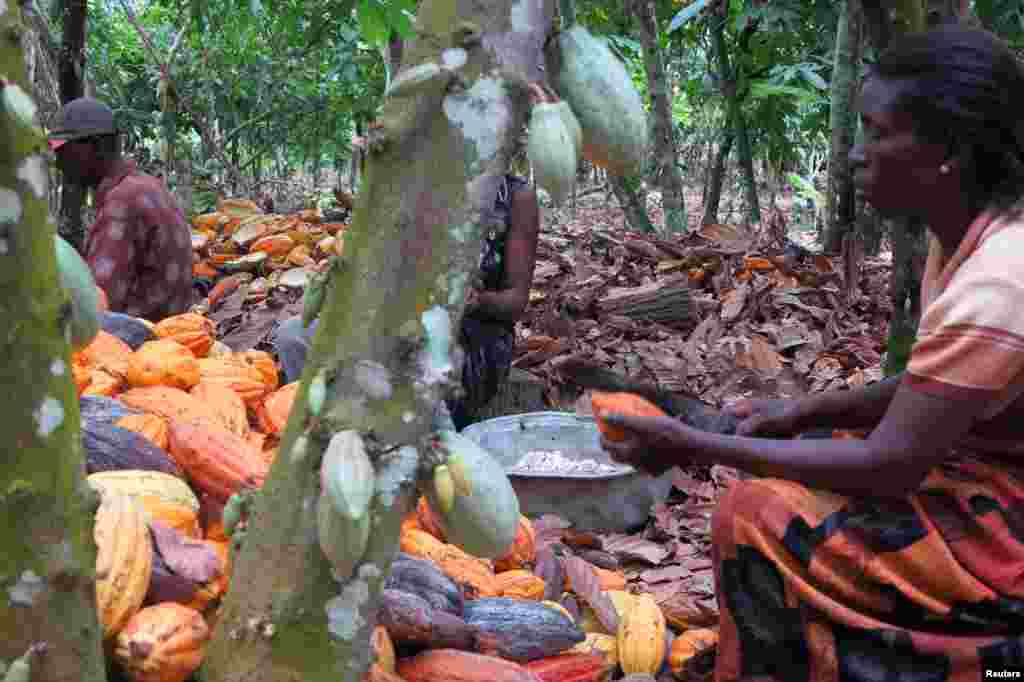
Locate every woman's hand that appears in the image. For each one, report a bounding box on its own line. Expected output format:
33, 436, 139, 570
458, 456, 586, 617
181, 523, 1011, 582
723, 398, 805, 438
599, 415, 695, 476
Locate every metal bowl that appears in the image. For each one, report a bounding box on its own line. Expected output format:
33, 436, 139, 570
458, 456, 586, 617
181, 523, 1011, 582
460, 411, 673, 532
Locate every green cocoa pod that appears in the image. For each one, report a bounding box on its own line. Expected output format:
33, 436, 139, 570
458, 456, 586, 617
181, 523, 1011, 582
527, 102, 577, 206
317, 491, 370, 582
555, 100, 583, 162
546, 25, 649, 176
302, 268, 328, 328
386, 62, 451, 99
321, 430, 375, 521
54, 234, 100, 349
424, 431, 520, 558
222, 492, 244, 537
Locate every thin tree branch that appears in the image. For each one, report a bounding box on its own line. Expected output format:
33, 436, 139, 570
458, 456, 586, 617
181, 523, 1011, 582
117, 0, 243, 188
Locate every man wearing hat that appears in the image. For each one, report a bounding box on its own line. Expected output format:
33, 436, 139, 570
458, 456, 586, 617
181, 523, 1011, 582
50, 97, 193, 321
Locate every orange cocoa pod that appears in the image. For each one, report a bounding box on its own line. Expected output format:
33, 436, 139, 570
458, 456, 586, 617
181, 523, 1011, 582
167, 420, 269, 502
494, 570, 546, 600
116, 414, 171, 451
495, 515, 537, 572
190, 381, 250, 438
256, 382, 299, 436
589, 391, 667, 442
415, 496, 448, 541
399, 649, 541, 682
126, 339, 201, 390
153, 313, 216, 358
113, 603, 209, 682
525, 652, 614, 682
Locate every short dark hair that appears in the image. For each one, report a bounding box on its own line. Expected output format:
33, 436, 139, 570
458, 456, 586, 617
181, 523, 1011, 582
873, 25, 1024, 214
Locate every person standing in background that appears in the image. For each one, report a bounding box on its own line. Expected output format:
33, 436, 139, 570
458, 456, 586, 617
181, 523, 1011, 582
50, 97, 193, 321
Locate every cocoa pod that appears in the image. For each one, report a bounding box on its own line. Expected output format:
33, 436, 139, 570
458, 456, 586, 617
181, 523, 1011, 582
385, 553, 465, 616
378, 589, 477, 651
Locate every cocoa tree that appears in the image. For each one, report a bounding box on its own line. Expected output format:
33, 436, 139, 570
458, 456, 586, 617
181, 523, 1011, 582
709, 1, 759, 225
823, 0, 862, 254
198, 1, 555, 680
633, 0, 687, 233
859, 0, 965, 374
0, 3, 107, 680
56, 0, 87, 250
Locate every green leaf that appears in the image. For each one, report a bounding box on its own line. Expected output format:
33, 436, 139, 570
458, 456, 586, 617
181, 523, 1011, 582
668, 0, 714, 34
798, 66, 827, 91
357, 0, 390, 47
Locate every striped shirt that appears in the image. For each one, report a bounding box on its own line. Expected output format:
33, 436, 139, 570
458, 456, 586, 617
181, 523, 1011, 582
907, 208, 1024, 447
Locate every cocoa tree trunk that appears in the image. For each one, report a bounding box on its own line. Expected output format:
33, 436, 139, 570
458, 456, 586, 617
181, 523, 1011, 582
823, 0, 862, 254
634, 0, 687, 233
57, 0, 86, 251
860, 0, 943, 375
612, 174, 655, 233
702, 123, 733, 226
0, 5, 107, 680
710, 11, 759, 225
198, 2, 555, 681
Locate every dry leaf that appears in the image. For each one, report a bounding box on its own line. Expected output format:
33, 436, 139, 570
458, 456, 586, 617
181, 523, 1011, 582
534, 546, 567, 601
602, 534, 670, 565
655, 588, 720, 630
533, 514, 572, 550
720, 283, 749, 322
736, 335, 784, 377
562, 529, 603, 551
561, 556, 620, 633
640, 565, 692, 584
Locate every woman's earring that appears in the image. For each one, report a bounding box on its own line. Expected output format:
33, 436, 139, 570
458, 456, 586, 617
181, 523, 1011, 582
939, 163, 951, 175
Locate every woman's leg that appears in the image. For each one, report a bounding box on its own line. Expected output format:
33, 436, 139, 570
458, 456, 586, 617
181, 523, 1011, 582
711, 464, 1024, 682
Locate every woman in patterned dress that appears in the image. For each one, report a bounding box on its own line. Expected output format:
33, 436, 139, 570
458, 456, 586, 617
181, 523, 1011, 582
601, 25, 1024, 682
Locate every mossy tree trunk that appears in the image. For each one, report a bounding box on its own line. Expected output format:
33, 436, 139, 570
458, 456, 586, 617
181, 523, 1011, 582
823, 0, 862, 254
702, 122, 733, 226
633, 0, 687, 233
860, 0, 958, 375
56, 0, 86, 251
612, 173, 655, 233
0, 4, 107, 681
710, 8, 759, 226
198, 1, 555, 681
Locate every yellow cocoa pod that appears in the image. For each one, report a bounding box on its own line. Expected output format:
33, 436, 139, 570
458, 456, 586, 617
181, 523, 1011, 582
446, 452, 474, 497
617, 593, 667, 675
433, 465, 456, 514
